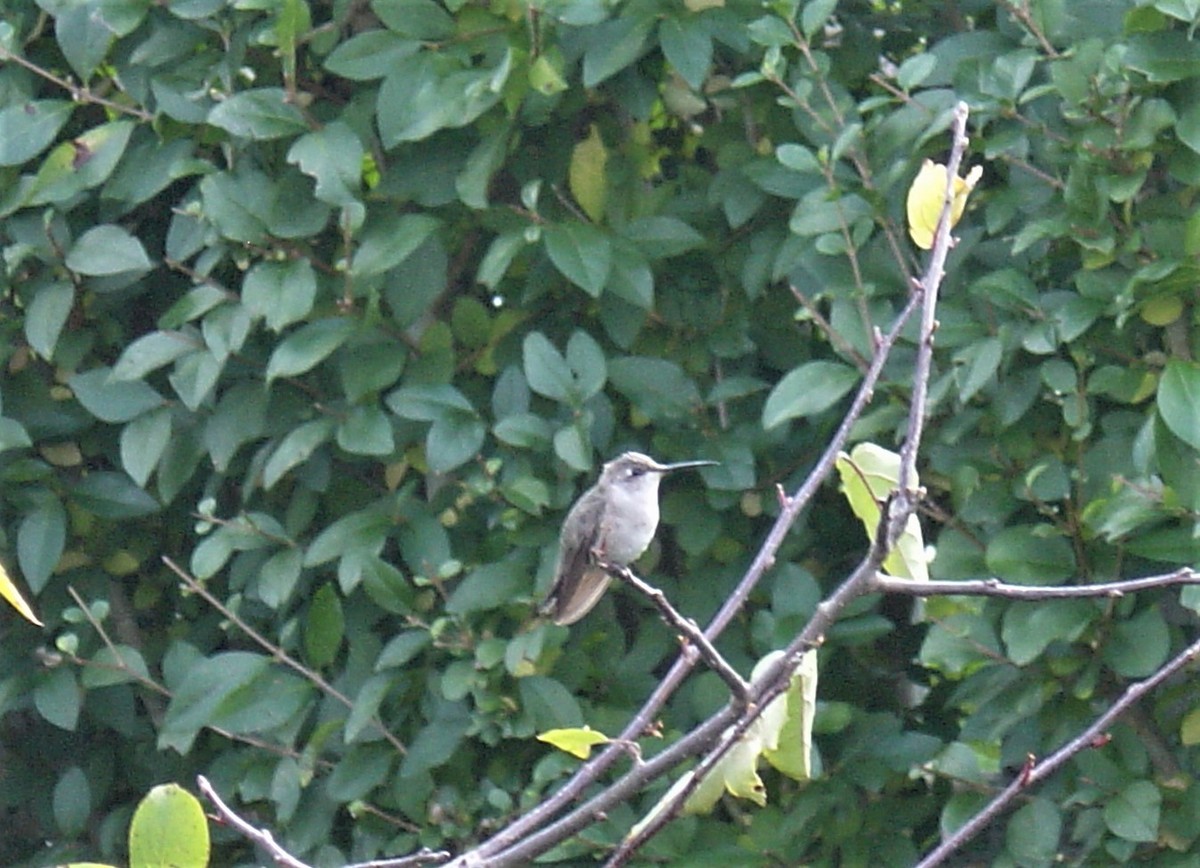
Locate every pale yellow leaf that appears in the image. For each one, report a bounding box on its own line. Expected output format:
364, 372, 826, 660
0, 560, 42, 626
906, 159, 981, 249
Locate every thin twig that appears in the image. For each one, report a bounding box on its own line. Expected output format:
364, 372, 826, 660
198, 775, 311, 868
163, 556, 408, 755
915, 630, 1200, 867
891, 101, 970, 544
789, 283, 869, 372
199, 774, 449, 867
0, 45, 154, 121
870, 567, 1200, 599
603, 562, 751, 705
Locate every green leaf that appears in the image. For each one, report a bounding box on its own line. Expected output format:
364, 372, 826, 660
339, 338, 407, 401
257, 548, 304, 609
386, 383, 476, 421
0, 417, 33, 453
121, 407, 172, 487
376, 53, 502, 145
582, 18, 651, 87
543, 222, 612, 297
362, 556, 417, 614
493, 413, 552, 448
305, 583, 344, 668
1103, 780, 1161, 843
608, 357, 701, 420
478, 231, 527, 289
160, 651, 267, 752
34, 668, 81, 731
29, 120, 133, 205
985, 525, 1077, 585
111, 331, 197, 381
0, 100, 73, 166
25, 281, 74, 360
1104, 606, 1170, 677
801, 0, 839, 38
376, 630, 431, 669
337, 404, 395, 456
329, 743, 395, 799
659, 17, 712, 90
445, 555, 529, 615
399, 704, 470, 778
1006, 798, 1061, 865
520, 330, 605, 406
53, 766, 90, 837
371, 0, 455, 38
351, 212, 440, 277
553, 423, 591, 471
128, 784, 210, 868
65, 225, 152, 275
18, 498, 67, 594
324, 30, 420, 80
70, 368, 165, 424
263, 419, 335, 489
168, 350, 222, 411
266, 318, 356, 382
287, 122, 364, 207
518, 675, 583, 730
344, 673, 393, 743
1000, 599, 1092, 665
73, 472, 161, 518
1157, 360, 1200, 451
208, 88, 307, 139
243, 259, 318, 332
622, 216, 705, 259
762, 361, 859, 429
81, 645, 151, 688
427, 414, 486, 473
55, 2, 113, 80
523, 332, 572, 402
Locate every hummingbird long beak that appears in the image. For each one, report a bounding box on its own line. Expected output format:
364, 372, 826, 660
653, 459, 718, 473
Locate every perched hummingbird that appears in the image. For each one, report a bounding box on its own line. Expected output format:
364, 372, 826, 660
539, 452, 716, 625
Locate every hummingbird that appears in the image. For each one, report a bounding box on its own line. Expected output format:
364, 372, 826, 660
539, 452, 716, 626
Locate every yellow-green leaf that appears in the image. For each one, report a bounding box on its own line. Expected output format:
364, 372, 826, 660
569, 124, 608, 223
836, 443, 929, 581
1182, 706, 1200, 746
0, 559, 42, 626
129, 783, 210, 868
537, 726, 610, 759
762, 649, 818, 780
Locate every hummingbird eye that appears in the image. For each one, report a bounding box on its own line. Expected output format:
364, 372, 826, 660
628, 466, 645, 478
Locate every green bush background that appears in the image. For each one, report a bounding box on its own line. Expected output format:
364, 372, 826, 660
2, 0, 1200, 864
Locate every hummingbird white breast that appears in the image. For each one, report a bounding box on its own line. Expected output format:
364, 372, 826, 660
598, 473, 661, 564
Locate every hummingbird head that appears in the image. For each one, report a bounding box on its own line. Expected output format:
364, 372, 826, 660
600, 451, 716, 495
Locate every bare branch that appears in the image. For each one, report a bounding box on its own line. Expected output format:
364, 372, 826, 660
916, 630, 1200, 867
604, 562, 751, 705
199, 776, 449, 868
198, 775, 312, 868
164, 556, 408, 756
894, 101, 971, 520
869, 567, 1200, 600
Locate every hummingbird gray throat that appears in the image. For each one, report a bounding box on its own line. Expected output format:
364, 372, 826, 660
539, 451, 717, 625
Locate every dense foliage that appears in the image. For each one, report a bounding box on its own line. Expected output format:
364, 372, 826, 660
2, 0, 1200, 864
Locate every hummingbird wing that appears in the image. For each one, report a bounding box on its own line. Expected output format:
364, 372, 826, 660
540, 491, 612, 625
